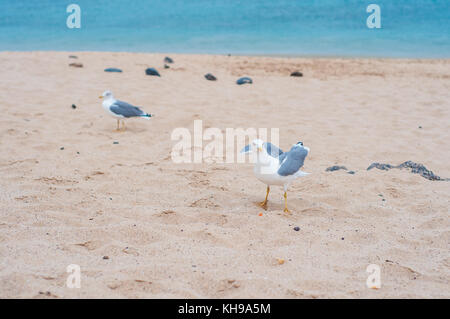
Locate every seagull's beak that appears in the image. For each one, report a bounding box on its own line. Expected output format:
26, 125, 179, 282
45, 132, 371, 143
98, 96, 103, 99
257, 146, 263, 152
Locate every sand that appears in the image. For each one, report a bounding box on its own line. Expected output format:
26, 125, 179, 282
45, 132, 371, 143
0, 52, 449, 298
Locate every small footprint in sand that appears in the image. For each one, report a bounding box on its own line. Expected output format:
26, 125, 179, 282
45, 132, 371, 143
217, 279, 241, 292
188, 180, 210, 187
159, 210, 176, 216
15, 195, 38, 202
84, 171, 105, 180
75, 241, 100, 251
37, 291, 58, 298
107, 281, 123, 290
107, 279, 155, 293
189, 196, 220, 208
386, 187, 401, 198
35, 177, 78, 185
122, 247, 139, 256
212, 167, 229, 171
0, 159, 37, 167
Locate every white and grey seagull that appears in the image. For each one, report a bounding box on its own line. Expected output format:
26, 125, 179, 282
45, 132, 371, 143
241, 139, 310, 213
99, 90, 153, 131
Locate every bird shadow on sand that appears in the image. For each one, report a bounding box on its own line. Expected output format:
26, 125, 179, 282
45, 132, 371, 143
252, 200, 293, 214
102, 125, 148, 134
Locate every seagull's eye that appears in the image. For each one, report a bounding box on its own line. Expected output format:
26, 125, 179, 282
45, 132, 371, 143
297, 141, 303, 146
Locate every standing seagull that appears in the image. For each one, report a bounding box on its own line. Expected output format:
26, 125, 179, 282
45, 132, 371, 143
99, 90, 153, 131
241, 139, 310, 213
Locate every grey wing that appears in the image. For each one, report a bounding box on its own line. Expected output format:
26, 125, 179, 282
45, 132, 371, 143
240, 144, 251, 153
278, 152, 287, 163
110, 100, 145, 118
263, 142, 283, 158
277, 147, 308, 176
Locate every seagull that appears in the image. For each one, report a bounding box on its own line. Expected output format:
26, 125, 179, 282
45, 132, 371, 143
241, 139, 310, 213
99, 90, 153, 131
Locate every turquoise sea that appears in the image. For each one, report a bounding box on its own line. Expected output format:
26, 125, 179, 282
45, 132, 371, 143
0, 0, 449, 57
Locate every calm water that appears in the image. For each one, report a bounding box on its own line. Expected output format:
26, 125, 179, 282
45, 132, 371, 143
0, 0, 449, 57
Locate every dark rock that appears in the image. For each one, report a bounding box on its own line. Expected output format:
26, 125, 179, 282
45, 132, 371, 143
113, 141, 119, 144
69, 63, 83, 68
236, 77, 252, 85
69, 55, 78, 59
347, 170, 355, 175
104, 68, 122, 73
103, 256, 109, 260
71, 104, 77, 109
293, 226, 300, 231
204, 73, 217, 81
290, 71, 303, 77
418, 126, 422, 129
326, 166, 347, 172
145, 68, 161, 76
164, 64, 170, 69
164, 56, 174, 64
367, 160, 449, 181
397, 161, 442, 181
60, 147, 64, 150
367, 163, 394, 171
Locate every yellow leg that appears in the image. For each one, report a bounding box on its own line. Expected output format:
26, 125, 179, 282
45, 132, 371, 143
122, 120, 126, 131
259, 186, 270, 208
116, 119, 120, 131
283, 191, 290, 213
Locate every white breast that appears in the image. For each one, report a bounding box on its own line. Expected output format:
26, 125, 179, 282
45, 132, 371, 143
102, 99, 124, 118
253, 151, 285, 186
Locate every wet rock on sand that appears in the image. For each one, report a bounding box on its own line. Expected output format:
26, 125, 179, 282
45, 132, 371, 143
367, 163, 394, 171
326, 166, 356, 174
145, 68, 161, 77
69, 63, 83, 68
164, 56, 174, 64
104, 68, 122, 73
290, 71, 303, 77
204, 73, 217, 81
326, 166, 347, 172
367, 161, 448, 181
236, 77, 252, 85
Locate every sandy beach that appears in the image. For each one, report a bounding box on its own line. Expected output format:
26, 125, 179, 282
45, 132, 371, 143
0, 52, 449, 298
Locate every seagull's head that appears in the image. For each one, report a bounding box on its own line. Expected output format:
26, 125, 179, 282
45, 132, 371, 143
294, 141, 310, 153
99, 90, 113, 100
240, 139, 265, 154
252, 139, 265, 153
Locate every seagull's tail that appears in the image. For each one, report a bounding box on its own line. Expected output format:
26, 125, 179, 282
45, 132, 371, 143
140, 113, 154, 120
295, 170, 310, 177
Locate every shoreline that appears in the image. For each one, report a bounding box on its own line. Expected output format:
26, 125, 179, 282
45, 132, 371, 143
2, 50, 450, 61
